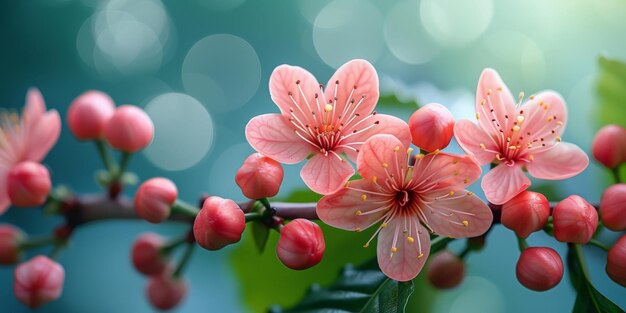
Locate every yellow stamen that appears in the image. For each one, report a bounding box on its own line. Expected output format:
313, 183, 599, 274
418, 253, 424, 259
382, 163, 388, 168
355, 210, 362, 215
381, 223, 388, 228
480, 144, 486, 150
363, 243, 369, 248
449, 191, 455, 196
476, 112, 480, 120
391, 247, 397, 253
372, 176, 377, 184
416, 153, 425, 159
555, 137, 562, 142
393, 146, 400, 152
462, 220, 469, 227
360, 194, 367, 201
467, 191, 473, 196
324, 104, 333, 112
407, 236, 414, 243
452, 160, 458, 164
355, 227, 361, 232
513, 125, 521, 132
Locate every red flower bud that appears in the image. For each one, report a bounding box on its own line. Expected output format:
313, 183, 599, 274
67, 90, 115, 140
134, 178, 178, 224
7, 161, 51, 207
0, 224, 25, 265
235, 153, 284, 199
426, 250, 465, 289
131, 233, 168, 276
408, 103, 455, 152
104, 105, 154, 152
516, 247, 563, 291
146, 272, 187, 310
592, 124, 626, 169
606, 234, 626, 287
276, 219, 325, 270
193, 196, 245, 250
553, 195, 598, 244
14, 255, 65, 308
600, 184, 626, 231
501, 191, 550, 238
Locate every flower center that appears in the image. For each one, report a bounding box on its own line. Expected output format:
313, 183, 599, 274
395, 190, 411, 207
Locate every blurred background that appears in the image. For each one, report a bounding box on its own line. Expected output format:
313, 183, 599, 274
1, 0, 625, 312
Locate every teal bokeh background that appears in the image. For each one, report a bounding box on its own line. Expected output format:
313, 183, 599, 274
1, 0, 625, 312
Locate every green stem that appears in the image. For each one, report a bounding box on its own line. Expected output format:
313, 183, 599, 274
517, 236, 529, 252
95, 140, 116, 173
161, 236, 188, 255
245, 212, 264, 222
173, 243, 195, 278
612, 167, 622, 184
573, 244, 591, 279
171, 200, 200, 217
118, 152, 132, 178
259, 198, 272, 211
458, 245, 471, 260
19, 236, 58, 250
588, 239, 610, 252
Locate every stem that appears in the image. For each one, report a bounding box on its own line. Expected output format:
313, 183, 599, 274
20, 236, 58, 250
612, 167, 622, 184
573, 244, 591, 279
118, 152, 132, 178
95, 140, 116, 173
49, 243, 65, 260
588, 239, 610, 252
173, 243, 195, 278
259, 198, 272, 211
171, 200, 200, 217
245, 212, 264, 222
458, 245, 471, 260
517, 236, 529, 252
161, 236, 188, 255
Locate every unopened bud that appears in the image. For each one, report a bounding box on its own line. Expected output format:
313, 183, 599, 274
14, 255, 64, 308
146, 271, 187, 310
104, 105, 154, 152
408, 103, 455, 152
426, 250, 465, 289
501, 191, 550, 238
516, 247, 563, 291
134, 178, 178, 224
131, 233, 168, 276
553, 195, 598, 244
7, 162, 51, 207
276, 219, 325, 270
606, 234, 626, 287
0, 224, 26, 265
592, 124, 626, 169
235, 153, 284, 199
193, 196, 245, 250
67, 90, 115, 140
600, 184, 626, 231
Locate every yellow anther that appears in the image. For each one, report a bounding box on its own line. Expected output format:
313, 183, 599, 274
382, 162, 388, 168
555, 136, 562, 142
557, 121, 564, 126
476, 112, 480, 120
363, 243, 369, 248
324, 104, 333, 112
509, 146, 517, 150
449, 191, 455, 196
463, 179, 469, 184
452, 159, 458, 164
529, 154, 535, 161
372, 176, 377, 184
360, 194, 367, 201
453, 171, 459, 176
355, 227, 362, 232
518, 91, 525, 100
462, 220, 469, 227
355, 210, 362, 215
479, 143, 486, 150
416, 153, 425, 159
381, 223, 388, 228
344, 181, 351, 187
418, 253, 424, 259
487, 89, 492, 95
497, 87, 503, 91
393, 146, 400, 152
433, 149, 441, 154
407, 147, 414, 154
539, 101, 544, 107
407, 236, 415, 243
547, 116, 553, 122
529, 95, 535, 100
467, 191, 473, 196
480, 99, 486, 106
391, 247, 398, 253
513, 125, 521, 132
517, 115, 525, 123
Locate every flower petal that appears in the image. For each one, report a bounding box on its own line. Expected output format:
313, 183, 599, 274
481, 164, 530, 205
245, 114, 314, 164
269, 64, 320, 124
0, 169, 9, 215
357, 134, 408, 181
454, 119, 498, 165
526, 142, 589, 180
475, 69, 516, 133
337, 114, 411, 162
317, 179, 391, 231
23, 88, 46, 122
301, 153, 354, 195
377, 216, 430, 281
418, 192, 493, 238
411, 152, 482, 192
324, 59, 378, 119
518, 91, 567, 139
23, 111, 61, 162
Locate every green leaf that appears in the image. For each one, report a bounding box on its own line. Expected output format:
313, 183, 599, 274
251, 221, 270, 253
597, 56, 626, 128
567, 244, 625, 313
275, 236, 452, 313
378, 93, 420, 111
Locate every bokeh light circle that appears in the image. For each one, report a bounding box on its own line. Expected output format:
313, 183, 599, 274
385, 1, 440, 65
313, 0, 385, 68
182, 34, 261, 112
420, 0, 493, 47
143, 93, 214, 171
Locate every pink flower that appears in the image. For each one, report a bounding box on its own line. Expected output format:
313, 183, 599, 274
0, 88, 61, 214
455, 69, 589, 205
14, 255, 65, 308
246, 59, 410, 195
317, 134, 492, 281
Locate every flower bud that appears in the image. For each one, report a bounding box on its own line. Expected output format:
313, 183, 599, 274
592, 124, 626, 169
426, 250, 465, 289
408, 103, 455, 152
131, 233, 168, 276
235, 153, 284, 199
606, 234, 626, 287
553, 195, 598, 244
14, 255, 64, 308
193, 196, 245, 250
276, 219, 325, 270
0, 224, 26, 265
7, 161, 51, 207
134, 178, 178, 224
104, 105, 154, 152
600, 184, 626, 231
146, 272, 187, 310
516, 247, 563, 291
501, 191, 550, 238
67, 90, 115, 140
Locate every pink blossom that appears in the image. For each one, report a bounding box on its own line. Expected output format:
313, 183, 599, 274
246, 59, 410, 195
14, 255, 65, 308
455, 69, 588, 205
0, 88, 61, 214
317, 134, 492, 281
